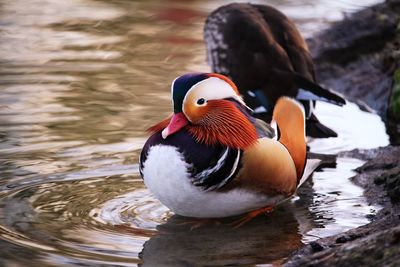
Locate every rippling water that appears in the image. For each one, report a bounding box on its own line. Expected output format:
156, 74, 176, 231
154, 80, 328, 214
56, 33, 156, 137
0, 0, 387, 266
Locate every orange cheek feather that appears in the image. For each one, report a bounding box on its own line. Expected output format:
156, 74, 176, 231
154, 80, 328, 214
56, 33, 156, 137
187, 100, 258, 150
147, 101, 258, 150
183, 101, 208, 124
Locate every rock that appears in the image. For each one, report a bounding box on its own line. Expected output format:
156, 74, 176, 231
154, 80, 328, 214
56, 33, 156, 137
285, 146, 400, 266
386, 173, 400, 203
302, 12, 400, 254
350, 147, 400, 206
389, 70, 400, 122
285, 225, 400, 267
308, 1, 399, 65
309, 241, 324, 252
335, 236, 348, 244
307, 0, 400, 143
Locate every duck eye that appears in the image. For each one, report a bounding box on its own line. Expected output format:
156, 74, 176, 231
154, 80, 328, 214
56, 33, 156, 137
197, 98, 206, 105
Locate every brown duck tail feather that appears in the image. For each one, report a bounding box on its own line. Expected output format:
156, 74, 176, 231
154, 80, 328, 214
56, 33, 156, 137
293, 73, 346, 106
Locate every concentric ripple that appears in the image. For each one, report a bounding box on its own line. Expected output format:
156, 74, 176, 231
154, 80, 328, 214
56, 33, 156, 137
91, 189, 171, 228
0, 167, 161, 266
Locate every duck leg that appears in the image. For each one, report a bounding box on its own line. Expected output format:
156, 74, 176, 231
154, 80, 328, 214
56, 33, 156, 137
176, 217, 223, 230
230, 205, 274, 228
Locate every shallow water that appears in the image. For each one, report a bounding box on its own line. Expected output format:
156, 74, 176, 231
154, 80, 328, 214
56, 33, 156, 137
0, 0, 388, 266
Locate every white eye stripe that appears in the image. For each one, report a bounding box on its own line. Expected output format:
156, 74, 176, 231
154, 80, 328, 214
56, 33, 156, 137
183, 77, 244, 105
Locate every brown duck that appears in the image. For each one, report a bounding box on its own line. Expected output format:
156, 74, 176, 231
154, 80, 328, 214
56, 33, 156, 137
204, 3, 345, 138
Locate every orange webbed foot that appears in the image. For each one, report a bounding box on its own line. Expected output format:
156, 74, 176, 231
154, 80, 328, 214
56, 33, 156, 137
230, 206, 275, 228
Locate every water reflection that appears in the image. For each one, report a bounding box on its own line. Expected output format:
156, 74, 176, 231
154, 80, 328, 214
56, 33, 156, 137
140, 207, 305, 266
0, 0, 387, 266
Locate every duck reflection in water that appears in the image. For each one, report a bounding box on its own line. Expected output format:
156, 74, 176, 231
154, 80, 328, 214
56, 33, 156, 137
138, 183, 317, 267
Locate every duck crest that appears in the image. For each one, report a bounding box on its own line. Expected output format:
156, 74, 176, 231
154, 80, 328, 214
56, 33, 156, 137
172, 73, 209, 113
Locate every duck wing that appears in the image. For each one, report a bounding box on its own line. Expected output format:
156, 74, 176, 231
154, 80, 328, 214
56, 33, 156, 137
140, 130, 242, 192
205, 3, 294, 94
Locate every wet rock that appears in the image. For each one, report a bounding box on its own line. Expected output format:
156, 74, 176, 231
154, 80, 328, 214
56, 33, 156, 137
307, 0, 400, 143
389, 70, 400, 122
356, 162, 396, 172
285, 225, 400, 267
335, 236, 348, 244
374, 175, 387, 185
391, 229, 400, 244
350, 147, 400, 205
387, 69, 400, 144
308, 1, 399, 65
285, 146, 400, 266
386, 173, 400, 203
311, 17, 400, 250
309, 241, 324, 252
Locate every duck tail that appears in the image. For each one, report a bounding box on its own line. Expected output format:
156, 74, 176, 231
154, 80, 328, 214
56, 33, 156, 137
272, 97, 307, 181
293, 73, 346, 106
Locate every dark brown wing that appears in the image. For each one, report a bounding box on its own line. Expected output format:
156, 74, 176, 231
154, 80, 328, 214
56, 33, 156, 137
204, 3, 298, 101
252, 4, 316, 81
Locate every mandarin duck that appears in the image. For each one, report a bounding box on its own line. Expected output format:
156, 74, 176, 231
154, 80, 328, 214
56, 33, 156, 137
204, 3, 346, 138
140, 73, 319, 221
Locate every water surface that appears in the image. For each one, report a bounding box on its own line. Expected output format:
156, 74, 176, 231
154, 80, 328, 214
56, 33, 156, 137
0, 0, 387, 266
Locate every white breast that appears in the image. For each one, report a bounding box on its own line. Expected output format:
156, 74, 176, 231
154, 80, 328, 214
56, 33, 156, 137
142, 145, 280, 218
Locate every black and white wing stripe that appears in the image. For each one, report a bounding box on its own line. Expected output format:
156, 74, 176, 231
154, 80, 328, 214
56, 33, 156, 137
191, 147, 241, 191
140, 130, 243, 192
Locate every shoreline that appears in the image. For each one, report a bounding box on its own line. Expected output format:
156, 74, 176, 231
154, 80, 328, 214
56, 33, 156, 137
285, 0, 400, 265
